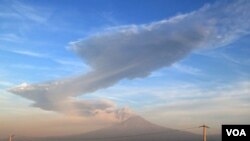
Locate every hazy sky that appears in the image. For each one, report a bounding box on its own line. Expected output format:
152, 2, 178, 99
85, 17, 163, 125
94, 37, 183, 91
0, 0, 250, 137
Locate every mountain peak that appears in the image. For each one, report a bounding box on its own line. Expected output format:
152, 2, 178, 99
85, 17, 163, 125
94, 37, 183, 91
108, 115, 166, 134
120, 116, 154, 126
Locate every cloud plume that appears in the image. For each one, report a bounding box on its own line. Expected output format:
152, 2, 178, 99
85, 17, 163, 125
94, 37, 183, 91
9, 0, 250, 118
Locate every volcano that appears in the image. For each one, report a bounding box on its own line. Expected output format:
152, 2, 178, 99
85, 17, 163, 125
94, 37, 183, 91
65, 116, 201, 141
7, 116, 220, 141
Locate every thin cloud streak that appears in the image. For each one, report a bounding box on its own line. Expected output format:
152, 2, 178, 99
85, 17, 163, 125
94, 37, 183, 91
172, 63, 203, 76
11, 50, 48, 58
0, 33, 23, 42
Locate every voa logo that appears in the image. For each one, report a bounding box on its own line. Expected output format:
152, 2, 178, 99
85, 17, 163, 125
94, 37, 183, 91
226, 129, 246, 136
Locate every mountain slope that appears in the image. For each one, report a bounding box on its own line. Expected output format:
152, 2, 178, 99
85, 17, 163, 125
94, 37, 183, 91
65, 116, 201, 141
41, 116, 217, 141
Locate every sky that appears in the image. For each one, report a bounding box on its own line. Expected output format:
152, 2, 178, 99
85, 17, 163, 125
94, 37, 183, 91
0, 0, 250, 137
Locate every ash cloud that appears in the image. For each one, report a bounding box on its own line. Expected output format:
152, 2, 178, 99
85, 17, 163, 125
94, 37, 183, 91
9, 0, 250, 118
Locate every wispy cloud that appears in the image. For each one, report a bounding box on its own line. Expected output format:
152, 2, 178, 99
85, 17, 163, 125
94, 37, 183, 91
220, 52, 250, 65
11, 49, 48, 58
10, 1, 50, 24
0, 0, 52, 43
100, 11, 120, 26
54, 59, 89, 70
172, 63, 203, 76
142, 81, 250, 134
195, 47, 250, 66
0, 81, 14, 87
9, 0, 250, 118
0, 33, 23, 42
10, 64, 51, 70
0, 11, 20, 19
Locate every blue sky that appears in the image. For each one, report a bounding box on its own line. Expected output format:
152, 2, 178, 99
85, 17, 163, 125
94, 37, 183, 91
0, 0, 250, 137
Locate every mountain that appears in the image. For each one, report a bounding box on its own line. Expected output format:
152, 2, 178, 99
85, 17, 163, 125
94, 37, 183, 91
4, 116, 220, 141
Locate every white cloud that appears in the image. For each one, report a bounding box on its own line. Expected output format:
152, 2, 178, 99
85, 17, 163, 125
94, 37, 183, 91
9, 0, 250, 118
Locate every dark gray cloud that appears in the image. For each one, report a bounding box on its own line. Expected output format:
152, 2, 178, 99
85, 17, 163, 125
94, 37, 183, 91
9, 0, 250, 117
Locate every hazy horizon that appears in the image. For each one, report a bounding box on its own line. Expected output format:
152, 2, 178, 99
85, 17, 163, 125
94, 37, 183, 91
0, 0, 250, 138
